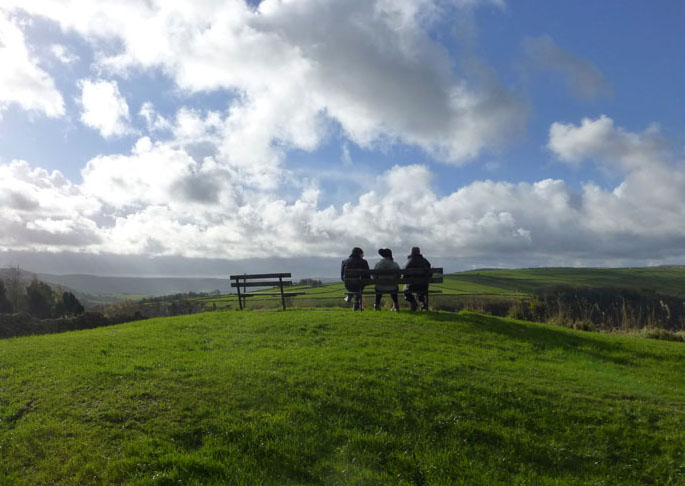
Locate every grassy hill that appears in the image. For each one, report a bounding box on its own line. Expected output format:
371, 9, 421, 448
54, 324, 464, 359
179, 267, 685, 335
0, 268, 231, 308
0, 309, 682, 485
445, 266, 685, 298
191, 266, 685, 308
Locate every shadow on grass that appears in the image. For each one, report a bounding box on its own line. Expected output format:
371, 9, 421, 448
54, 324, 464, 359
421, 311, 661, 366
449, 274, 543, 293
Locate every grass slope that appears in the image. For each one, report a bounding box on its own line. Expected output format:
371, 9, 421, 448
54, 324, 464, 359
1, 310, 682, 485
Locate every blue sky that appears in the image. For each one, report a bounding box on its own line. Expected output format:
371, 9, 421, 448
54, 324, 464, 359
1, 0, 684, 275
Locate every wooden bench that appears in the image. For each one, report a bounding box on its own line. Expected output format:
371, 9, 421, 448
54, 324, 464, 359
343, 267, 443, 308
229, 273, 305, 310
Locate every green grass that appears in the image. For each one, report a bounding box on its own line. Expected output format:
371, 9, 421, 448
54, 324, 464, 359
193, 276, 521, 310
1, 309, 683, 485
191, 266, 685, 311
450, 267, 685, 297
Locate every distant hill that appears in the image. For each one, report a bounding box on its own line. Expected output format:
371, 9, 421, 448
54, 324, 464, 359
0, 268, 233, 307
4, 265, 685, 308
35, 273, 231, 297
446, 266, 685, 298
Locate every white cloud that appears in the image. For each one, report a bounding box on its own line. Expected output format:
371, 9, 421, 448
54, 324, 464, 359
548, 115, 668, 171
139, 102, 171, 133
523, 35, 612, 100
3, 3, 685, 266
547, 115, 685, 239
3, 0, 526, 167
50, 43, 78, 64
3, 114, 685, 263
0, 160, 101, 250
0, 11, 65, 118
78, 78, 133, 138
80, 137, 239, 210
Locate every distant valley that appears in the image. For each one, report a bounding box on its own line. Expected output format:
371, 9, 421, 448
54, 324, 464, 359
0, 268, 232, 306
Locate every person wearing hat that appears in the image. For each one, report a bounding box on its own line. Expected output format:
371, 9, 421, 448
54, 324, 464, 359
340, 247, 370, 311
373, 248, 400, 311
403, 246, 431, 311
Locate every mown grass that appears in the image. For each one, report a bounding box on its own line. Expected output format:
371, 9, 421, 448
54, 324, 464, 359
1, 309, 683, 485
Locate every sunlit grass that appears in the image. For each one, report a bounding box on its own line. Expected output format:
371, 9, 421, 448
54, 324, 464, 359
191, 267, 685, 312
1, 309, 683, 485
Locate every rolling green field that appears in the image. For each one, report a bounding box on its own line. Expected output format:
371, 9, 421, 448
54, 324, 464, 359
1, 309, 683, 485
448, 267, 685, 298
187, 266, 685, 312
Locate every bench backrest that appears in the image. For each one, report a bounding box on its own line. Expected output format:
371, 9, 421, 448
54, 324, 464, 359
229, 272, 293, 288
229, 273, 294, 310
344, 267, 443, 285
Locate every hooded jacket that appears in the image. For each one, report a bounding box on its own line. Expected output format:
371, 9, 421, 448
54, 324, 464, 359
341, 252, 370, 291
373, 257, 400, 292
404, 252, 431, 292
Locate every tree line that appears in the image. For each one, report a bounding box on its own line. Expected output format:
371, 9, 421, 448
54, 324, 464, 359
0, 269, 84, 319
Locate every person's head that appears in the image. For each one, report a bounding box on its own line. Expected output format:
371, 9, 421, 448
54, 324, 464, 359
408, 246, 421, 258
378, 248, 393, 259
351, 247, 364, 258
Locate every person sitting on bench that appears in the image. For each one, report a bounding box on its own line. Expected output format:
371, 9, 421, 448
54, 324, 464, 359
403, 246, 431, 311
340, 247, 369, 311
373, 248, 400, 311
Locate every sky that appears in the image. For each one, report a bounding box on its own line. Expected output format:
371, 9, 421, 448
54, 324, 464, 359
1, 0, 684, 276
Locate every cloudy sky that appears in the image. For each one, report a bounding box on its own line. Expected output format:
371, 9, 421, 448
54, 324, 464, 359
1, 1, 684, 275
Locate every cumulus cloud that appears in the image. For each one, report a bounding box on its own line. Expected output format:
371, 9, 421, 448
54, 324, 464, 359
548, 115, 669, 171
80, 137, 239, 210
523, 35, 612, 100
2, 115, 685, 263
139, 102, 171, 133
50, 43, 78, 64
78, 78, 133, 138
0, 11, 65, 118
3, 3, 685, 266
0, 161, 101, 250
548, 115, 685, 239
3, 0, 526, 167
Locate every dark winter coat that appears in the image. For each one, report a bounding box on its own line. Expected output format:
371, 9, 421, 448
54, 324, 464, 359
404, 253, 431, 292
341, 254, 370, 292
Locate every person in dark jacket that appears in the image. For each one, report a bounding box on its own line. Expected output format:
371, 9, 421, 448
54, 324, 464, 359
403, 246, 431, 311
340, 247, 370, 311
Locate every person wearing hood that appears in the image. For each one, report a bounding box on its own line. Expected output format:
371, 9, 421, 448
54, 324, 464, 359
403, 246, 431, 311
373, 248, 400, 311
340, 247, 369, 311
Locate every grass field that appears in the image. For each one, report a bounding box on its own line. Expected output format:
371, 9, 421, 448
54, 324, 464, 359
1, 309, 683, 485
186, 266, 685, 311
448, 267, 685, 298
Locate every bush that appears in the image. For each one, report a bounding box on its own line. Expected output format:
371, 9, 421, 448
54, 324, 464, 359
429, 286, 685, 332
